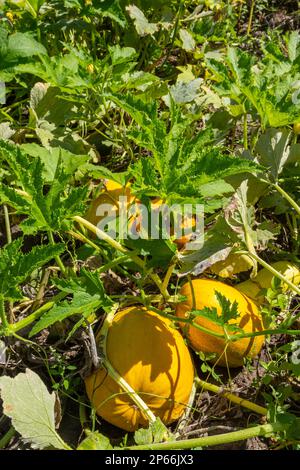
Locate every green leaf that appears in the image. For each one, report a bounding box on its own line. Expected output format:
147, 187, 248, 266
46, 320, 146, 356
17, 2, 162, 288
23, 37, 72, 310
255, 129, 294, 180
286, 31, 300, 63
0, 369, 69, 450
215, 291, 239, 323
0, 140, 88, 233
0, 240, 65, 300
20, 144, 89, 182
7, 33, 47, 60
169, 79, 202, 104
29, 271, 111, 337
179, 29, 195, 52
94, 0, 127, 27
77, 430, 113, 450
29, 292, 102, 337
126, 5, 158, 37
134, 418, 169, 445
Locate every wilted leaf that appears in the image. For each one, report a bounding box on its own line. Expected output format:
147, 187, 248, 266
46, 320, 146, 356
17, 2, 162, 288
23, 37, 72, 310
0, 369, 69, 450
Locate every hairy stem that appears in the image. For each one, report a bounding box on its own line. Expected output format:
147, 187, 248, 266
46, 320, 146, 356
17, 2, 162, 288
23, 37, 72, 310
0, 426, 16, 449
124, 421, 287, 450
11, 291, 67, 333
273, 183, 300, 217
247, 0, 255, 35
0, 296, 9, 330
48, 231, 66, 275
195, 377, 267, 415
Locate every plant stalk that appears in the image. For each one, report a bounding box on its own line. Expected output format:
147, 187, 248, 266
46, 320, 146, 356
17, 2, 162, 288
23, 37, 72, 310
124, 421, 288, 450
195, 377, 267, 415
273, 183, 300, 217
0, 296, 9, 330
11, 291, 67, 333
0, 426, 16, 449
48, 231, 66, 275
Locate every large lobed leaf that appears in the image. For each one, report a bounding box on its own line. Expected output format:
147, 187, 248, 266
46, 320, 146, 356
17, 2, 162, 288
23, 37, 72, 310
0, 369, 69, 450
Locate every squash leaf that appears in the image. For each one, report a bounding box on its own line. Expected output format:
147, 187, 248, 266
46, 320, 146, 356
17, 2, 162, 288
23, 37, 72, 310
77, 430, 113, 450
0, 239, 65, 301
29, 270, 112, 337
134, 418, 171, 445
0, 369, 70, 450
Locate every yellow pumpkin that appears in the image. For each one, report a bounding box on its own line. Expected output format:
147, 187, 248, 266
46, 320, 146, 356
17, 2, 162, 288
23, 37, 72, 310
133, 197, 196, 250
86, 179, 138, 236
85, 306, 194, 432
236, 261, 300, 305
210, 253, 254, 278
175, 279, 264, 367
293, 122, 300, 135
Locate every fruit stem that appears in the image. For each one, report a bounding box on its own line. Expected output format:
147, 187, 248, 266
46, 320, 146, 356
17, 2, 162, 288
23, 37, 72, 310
98, 306, 157, 427
195, 377, 267, 415
124, 421, 288, 450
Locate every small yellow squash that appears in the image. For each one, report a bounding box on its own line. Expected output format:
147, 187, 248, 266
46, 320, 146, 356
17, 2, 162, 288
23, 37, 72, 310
176, 279, 264, 367
85, 306, 194, 432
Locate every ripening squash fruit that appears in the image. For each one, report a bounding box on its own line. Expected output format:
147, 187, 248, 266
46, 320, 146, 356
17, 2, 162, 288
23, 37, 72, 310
293, 122, 300, 135
175, 279, 264, 367
86, 179, 138, 235
236, 261, 300, 305
85, 306, 194, 432
133, 197, 196, 250
210, 253, 254, 279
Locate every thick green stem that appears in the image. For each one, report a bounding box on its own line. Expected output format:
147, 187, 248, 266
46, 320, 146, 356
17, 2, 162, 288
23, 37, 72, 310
11, 292, 67, 333
124, 421, 288, 450
3, 204, 12, 244
247, 0, 255, 35
162, 261, 177, 295
243, 113, 248, 150
273, 183, 300, 217
48, 231, 66, 275
0, 296, 9, 330
195, 377, 267, 415
0, 426, 16, 449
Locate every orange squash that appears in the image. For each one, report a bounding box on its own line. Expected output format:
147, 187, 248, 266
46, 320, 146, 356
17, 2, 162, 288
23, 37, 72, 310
86, 179, 136, 232
87, 181, 196, 249
175, 279, 264, 367
210, 253, 254, 278
85, 306, 194, 432
236, 261, 300, 305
